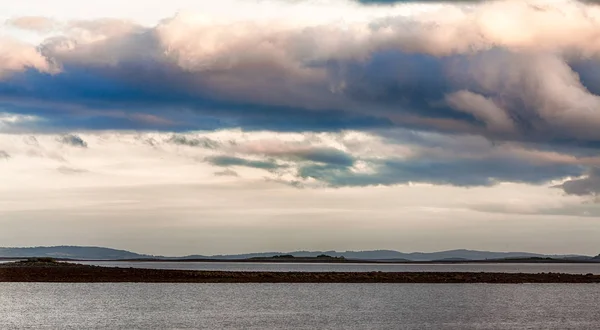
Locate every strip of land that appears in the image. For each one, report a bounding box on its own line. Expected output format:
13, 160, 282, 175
1, 259, 599, 283
3, 256, 599, 264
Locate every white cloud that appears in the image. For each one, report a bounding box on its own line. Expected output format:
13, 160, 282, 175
0, 112, 43, 132
5, 16, 58, 32
0, 37, 57, 78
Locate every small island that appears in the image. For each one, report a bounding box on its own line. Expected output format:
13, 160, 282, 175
1, 258, 599, 284
247, 254, 348, 263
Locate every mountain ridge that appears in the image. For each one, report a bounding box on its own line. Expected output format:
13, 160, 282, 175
0, 246, 150, 260
0, 246, 593, 261
183, 249, 589, 261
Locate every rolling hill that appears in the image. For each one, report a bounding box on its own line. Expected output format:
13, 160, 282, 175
0, 246, 149, 260
0, 246, 591, 261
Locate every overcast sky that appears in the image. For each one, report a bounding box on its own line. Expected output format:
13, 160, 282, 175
1, 0, 600, 256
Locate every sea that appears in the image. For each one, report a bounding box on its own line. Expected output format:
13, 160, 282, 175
75, 261, 600, 274
1, 283, 599, 329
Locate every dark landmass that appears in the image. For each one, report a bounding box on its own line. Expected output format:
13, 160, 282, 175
3, 254, 599, 264
93, 256, 600, 264
3, 256, 600, 265
180, 249, 590, 261
1, 246, 595, 262
246, 254, 350, 263
0, 246, 149, 260
1, 259, 599, 283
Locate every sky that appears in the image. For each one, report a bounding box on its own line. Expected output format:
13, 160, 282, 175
1, 0, 600, 256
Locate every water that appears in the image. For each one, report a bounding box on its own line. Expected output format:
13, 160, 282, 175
76, 261, 600, 274
1, 283, 598, 329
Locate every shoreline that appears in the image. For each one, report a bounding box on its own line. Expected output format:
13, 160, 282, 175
1, 261, 599, 283
2, 257, 598, 264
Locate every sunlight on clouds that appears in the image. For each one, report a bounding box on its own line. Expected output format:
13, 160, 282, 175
0, 37, 57, 78
1, 0, 600, 255
0, 129, 590, 194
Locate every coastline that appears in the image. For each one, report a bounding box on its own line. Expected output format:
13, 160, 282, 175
2, 257, 598, 264
1, 261, 599, 283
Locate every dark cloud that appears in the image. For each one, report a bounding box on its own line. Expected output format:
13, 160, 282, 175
469, 202, 600, 218
167, 135, 220, 149
207, 156, 285, 171
298, 158, 582, 188
555, 168, 600, 197
202, 132, 586, 189
1, 46, 593, 148
214, 169, 239, 177
22, 136, 39, 146
254, 147, 356, 167
57, 166, 88, 174
0, 151, 10, 160
58, 134, 88, 148
331, 51, 471, 122
0, 67, 392, 133
569, 59, 600, 96
291, 148, 355, 167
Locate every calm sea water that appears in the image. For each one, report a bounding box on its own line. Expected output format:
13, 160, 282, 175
76, 261, 600, 274
1, 283, 598, 329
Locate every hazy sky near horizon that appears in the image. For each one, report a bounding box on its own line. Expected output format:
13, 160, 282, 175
2, 0, 600, 256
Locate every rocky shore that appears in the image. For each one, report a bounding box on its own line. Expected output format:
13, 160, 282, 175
1, 259, 599, 283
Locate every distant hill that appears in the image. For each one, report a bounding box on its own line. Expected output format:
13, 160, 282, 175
0, 246, 149, 260
0, 246, 591, 261
181, 249, 588, 261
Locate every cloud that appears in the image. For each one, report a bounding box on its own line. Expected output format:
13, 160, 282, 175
444, 90, 515, 134
214, 169, 239, 177
204, 129, 593, 189
167, 135, 220, 148
206, 155, 285, 171
0, 38, 56, 79
555, 168, 600, 196
1, 0, 600, 196
286, 148, 355, 166
181, 130, 588, 189
57, 166, 88, 174
0, 150, 9, 160
297, 156, 582, 188
235, 140, 356, 166
0, 113, 45, 133
0, 130, 591, 195
5, 16, 58, 32
0, 0, 598, 139
58, 134, 88, 147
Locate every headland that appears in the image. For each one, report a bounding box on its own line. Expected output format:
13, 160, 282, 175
1, 259, 599, 283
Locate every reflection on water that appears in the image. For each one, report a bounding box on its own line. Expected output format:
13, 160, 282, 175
1, 283, 599, 329
76, 261, 600, 274
0, 260, 21, 264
